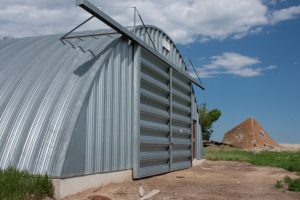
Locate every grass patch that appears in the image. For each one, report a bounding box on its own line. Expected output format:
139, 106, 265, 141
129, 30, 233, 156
0, 167, 54, 200
205, 147, 300, 192
205, 147, 300, 172
288, 177, 300, 192
274, 175, 300, 192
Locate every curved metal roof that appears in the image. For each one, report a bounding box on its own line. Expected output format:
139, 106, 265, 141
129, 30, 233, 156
134, 25, 188, 71
0, 30, 120, 175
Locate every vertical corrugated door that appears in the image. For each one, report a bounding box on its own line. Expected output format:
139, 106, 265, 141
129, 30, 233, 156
171, 70, 192, 171
136, 49, 192, 178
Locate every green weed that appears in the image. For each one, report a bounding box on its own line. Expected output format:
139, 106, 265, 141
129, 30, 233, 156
284, 175, 292, 184
275, 180, 284, 189
0, 167, 54, 200
288, 178, 300, 192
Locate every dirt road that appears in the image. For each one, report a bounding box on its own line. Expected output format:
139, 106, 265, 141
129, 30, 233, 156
64, 161, 300, 200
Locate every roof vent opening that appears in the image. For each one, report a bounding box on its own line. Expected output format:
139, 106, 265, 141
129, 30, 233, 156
162, 38, 170, 51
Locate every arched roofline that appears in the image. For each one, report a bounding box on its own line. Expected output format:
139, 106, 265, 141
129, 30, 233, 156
134, 25, 189, 71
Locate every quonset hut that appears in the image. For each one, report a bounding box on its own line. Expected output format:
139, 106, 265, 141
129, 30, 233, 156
0, 0, 205, 198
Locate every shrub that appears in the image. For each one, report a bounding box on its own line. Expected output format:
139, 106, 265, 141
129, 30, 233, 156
282, 176, 300, 192
288, 178, 300, 192
275, 180, 284, 189
0, 167, 54, 200
284, 175, 292, 184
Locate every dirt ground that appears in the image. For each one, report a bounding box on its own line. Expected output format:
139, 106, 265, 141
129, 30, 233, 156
63, 161, 300, 200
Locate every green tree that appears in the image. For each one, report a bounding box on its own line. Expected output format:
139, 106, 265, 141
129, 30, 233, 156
198, 103, 221, 141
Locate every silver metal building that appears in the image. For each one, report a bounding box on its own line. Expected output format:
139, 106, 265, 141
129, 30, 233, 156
0, 0, 204, 182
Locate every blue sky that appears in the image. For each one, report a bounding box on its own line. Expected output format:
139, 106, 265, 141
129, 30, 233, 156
179, 4, 300, 143
1, 0, 300, 143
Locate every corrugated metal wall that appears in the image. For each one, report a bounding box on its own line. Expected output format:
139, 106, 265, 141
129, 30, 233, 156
136, 48, 193, 178
85, 40, 134, 173
0, 31, 120, 177
135, 25, 186, 70
191, 93, 204, 160
61, 39, 136, 177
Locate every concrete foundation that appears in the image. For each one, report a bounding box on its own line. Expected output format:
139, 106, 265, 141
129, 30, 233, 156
52, 170, 132, 199
52, 160, 204, 199
192, 159, 205, 167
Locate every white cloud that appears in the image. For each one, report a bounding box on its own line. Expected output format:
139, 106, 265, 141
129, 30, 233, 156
190, 52, 276, 78
0, 0, 300, 44
270, 5, 300, 24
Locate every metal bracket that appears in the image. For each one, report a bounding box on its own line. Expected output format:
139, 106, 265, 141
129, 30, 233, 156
188, 58, 205, 88
60, 16, 94, 40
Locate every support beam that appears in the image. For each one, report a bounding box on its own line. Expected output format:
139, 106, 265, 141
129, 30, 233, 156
76, 0, 205, 90
60, 16, 94, 40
